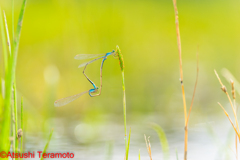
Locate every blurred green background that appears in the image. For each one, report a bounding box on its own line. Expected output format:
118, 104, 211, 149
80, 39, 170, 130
1, 0, 240, 143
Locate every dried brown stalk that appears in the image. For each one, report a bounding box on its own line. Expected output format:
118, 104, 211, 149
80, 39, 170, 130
218, 102, 240, 139
214, 70, 240, 133
186, 52, 199, 125
144, 134, 152, 160
172, 1, 200, 160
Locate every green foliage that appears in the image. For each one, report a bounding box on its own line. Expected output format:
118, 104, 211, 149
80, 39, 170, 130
151, 123, 169, 160
41, 129, 54, 160
0, 0, 27, 154
0, 7, 8, 71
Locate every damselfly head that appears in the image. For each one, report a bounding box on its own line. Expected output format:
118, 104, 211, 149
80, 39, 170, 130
90, 87, 98, 93
112, 50, 118, 58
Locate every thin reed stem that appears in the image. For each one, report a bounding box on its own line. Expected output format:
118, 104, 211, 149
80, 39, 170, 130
172, 0, 187, 123
172, 1, 189, 159
186, 52, 199, 125
122, 71, 127, 149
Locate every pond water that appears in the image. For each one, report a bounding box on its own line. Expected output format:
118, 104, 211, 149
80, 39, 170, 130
24, 115, 236, 160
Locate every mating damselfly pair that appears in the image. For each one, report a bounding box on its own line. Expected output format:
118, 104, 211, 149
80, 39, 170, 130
54, 50, 116, 107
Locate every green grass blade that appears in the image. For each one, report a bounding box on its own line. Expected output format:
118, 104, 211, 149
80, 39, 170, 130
138, 149, 141, 160
0, 7, 8, 71
20, 97, 23, 153
11, 0, 27, 68
151, 123, 169, 160
176, 149, 179, 160
125, 128, 131, 160
0, 7, 11, 153
105, 140, 114, 160
0, 0, 27, 153
41, 129, 54, 160
3, 11, 11, 55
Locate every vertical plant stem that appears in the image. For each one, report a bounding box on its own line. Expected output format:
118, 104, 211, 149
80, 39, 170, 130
12, 0, 14, 41
20, 97, 23, 153
13, 82, 18, 153
172, 1, 188, 159
231, 80, 238, 160
115, 46, 127, 151
122, 71, 127, 150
